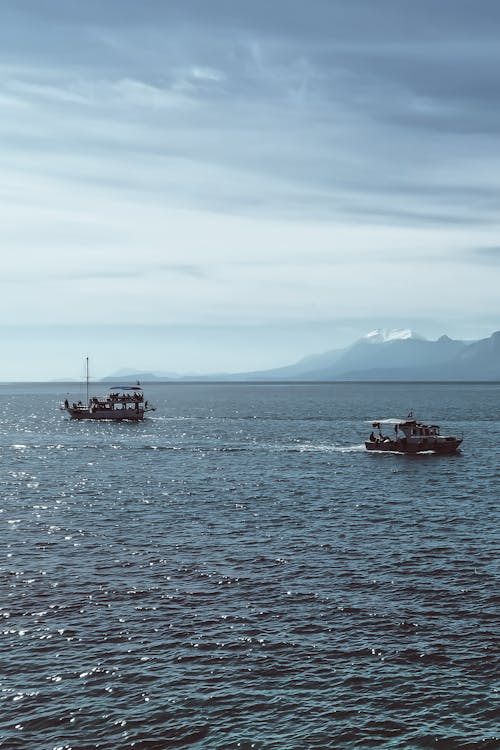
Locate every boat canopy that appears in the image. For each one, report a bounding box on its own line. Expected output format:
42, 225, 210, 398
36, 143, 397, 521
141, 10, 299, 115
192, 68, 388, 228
367, 418, 406, 425
108, 385, 143, 390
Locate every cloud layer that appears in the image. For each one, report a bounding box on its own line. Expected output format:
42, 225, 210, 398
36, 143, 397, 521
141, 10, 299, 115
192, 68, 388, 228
1, 0, 499, 375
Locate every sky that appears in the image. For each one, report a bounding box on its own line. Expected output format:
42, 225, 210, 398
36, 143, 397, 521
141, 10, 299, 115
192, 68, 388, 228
1, 0, 500, 379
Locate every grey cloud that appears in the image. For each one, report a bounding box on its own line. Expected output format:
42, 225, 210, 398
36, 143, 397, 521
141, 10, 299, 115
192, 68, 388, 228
470, 247, 500, 263
65, 264, 208, 281
65, 270, 140, 281
9, 1, 500, 41
155, 264, 207, 279
1, 269, 140, 283
2, 265, 207, 283
2, 1, 500, 231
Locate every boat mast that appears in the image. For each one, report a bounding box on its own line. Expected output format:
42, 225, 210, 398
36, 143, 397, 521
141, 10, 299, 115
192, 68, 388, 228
85, 356, 89, 406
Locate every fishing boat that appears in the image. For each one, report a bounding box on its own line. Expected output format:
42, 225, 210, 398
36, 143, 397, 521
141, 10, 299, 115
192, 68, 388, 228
365, 416, 462, 454
62, 358, 155, 421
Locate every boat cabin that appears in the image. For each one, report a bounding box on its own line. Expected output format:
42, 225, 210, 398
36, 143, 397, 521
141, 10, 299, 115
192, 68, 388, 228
398, 420, 440, 438
371, 419, 440, 438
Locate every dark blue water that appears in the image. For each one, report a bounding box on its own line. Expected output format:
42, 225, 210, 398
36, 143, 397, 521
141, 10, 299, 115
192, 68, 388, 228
1, 382, 498, 749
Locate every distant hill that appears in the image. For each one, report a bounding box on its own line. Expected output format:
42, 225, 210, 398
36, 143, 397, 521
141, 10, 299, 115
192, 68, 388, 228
100, 329, 500, 382
440, 330, 500, 380
101, 370, 176, 383
298, 331, 469, 381
209, 329, 490, 381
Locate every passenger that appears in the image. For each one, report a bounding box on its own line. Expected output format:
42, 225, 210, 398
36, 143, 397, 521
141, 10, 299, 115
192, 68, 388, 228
369, 431, 376, 442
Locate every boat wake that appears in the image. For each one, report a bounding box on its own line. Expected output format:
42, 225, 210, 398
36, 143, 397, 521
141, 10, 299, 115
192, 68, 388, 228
285, 442, 366, 454
140, 442, 368, 454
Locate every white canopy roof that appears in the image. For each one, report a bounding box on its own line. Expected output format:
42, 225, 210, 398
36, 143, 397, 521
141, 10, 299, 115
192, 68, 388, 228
366, 418, 407, 425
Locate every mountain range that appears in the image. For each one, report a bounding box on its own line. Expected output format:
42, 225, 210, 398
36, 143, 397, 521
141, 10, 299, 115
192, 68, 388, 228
102, 328, 500, 382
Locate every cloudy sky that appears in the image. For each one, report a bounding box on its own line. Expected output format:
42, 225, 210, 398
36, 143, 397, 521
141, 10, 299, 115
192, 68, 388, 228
1, 0, 500, 379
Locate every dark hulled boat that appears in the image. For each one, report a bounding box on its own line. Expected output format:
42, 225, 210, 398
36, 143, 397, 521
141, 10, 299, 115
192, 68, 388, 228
365, 418, 462, 454
62, 358, 155, 421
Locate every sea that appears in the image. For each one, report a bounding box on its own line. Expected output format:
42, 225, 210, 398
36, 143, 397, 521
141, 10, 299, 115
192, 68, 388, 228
1, 382, 498, 750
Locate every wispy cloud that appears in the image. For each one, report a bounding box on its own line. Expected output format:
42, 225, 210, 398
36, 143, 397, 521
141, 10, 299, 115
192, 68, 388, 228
0, 0, 499, 351
469, 246, 500, 263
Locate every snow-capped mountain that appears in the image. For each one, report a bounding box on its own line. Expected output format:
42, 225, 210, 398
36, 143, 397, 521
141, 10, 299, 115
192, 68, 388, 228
213, 329, 498, 381
361, 329, 426, 344
104, 330, 500, 382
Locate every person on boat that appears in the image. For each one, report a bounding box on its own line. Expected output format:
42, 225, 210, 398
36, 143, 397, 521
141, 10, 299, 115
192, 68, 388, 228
369, 431, 376, 442
64, 399, 69, 408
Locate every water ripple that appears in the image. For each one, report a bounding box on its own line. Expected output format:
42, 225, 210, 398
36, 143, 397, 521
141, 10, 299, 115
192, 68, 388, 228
0, 382, 498, 749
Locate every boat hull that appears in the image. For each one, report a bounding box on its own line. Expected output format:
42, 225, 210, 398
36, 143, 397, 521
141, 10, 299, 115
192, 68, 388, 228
66, 408, 145, 421
365, 439, 462, 454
